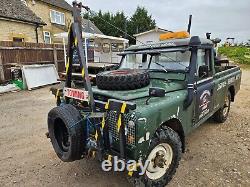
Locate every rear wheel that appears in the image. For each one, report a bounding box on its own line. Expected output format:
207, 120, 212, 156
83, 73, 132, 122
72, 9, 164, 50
141, 127, 182, 187
48, 104, 86, 162
213, 91, 231, 123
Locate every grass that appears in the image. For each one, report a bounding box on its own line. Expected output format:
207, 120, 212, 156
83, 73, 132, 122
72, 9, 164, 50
218, 46, 250, 65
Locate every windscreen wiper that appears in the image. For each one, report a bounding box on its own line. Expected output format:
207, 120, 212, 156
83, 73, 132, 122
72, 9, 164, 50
152, 61, 168, 73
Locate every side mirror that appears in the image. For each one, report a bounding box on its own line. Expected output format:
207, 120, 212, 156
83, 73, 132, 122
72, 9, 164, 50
149, 87, 165, 97
198, 65, 209, 78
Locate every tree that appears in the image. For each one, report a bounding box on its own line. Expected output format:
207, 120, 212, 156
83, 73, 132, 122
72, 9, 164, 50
112, 12, 127, 38
83, 6, 156, 44
128, 6, 156, 44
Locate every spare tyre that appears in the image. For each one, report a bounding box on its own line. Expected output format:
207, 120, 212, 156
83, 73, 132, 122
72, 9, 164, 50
48, 104, 86, 162
96, 69, 150, 90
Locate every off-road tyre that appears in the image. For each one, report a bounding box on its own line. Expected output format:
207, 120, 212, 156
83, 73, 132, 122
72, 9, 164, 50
96, 69, 150, 90
48, 104, 85, 162
213, 91, 231, 123
141, 126, 182, 187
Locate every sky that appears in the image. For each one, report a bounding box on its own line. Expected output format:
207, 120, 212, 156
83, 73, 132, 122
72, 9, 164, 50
66, 0, 250, 43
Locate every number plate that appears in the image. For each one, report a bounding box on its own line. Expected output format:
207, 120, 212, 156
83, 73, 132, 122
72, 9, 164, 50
64, 87, 88, 101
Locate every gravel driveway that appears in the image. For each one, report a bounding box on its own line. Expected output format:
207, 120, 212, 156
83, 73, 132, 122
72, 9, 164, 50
0, 69, 249, 187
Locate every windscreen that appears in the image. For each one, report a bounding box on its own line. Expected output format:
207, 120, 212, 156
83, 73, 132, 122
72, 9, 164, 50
120, 50, 191, 71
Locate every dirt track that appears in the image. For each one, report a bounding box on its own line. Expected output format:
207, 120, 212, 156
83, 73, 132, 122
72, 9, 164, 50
0, 69, 249, 187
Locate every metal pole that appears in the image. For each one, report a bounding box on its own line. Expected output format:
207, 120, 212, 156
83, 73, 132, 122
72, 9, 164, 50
85, 37, 88, 66
63, 38, 67, 68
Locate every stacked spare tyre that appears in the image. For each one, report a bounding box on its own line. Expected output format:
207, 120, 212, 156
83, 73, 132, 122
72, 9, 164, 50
96, 69, 150, 90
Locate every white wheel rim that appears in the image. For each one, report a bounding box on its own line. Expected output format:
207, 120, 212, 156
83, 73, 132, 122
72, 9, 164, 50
146, 143, 173, 180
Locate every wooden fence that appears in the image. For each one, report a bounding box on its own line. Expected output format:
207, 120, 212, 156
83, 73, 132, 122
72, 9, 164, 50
0, 41, 65, 83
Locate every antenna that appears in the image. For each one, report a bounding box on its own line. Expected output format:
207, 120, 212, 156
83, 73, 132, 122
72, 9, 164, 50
187, 15, 192, 34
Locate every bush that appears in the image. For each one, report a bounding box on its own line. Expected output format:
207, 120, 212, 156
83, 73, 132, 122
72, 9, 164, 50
218, 47, 250, 65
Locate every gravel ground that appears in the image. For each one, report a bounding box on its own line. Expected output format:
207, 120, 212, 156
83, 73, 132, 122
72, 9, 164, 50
0, 69, 249, 187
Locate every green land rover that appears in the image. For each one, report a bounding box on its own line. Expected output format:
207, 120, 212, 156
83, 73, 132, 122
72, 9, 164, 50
48, 35, 241, 186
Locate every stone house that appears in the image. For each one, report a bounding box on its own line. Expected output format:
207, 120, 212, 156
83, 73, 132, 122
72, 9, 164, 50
0, 0, 73, 43
26, 0, 73, 43
0, 0, 46, 43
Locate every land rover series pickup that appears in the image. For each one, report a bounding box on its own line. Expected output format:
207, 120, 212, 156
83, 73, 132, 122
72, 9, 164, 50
48, 32, 241, 186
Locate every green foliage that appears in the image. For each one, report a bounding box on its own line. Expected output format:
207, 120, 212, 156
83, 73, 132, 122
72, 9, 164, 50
218, 47, 250, 65
127, 7, 156, 44
83, 6, 156, 44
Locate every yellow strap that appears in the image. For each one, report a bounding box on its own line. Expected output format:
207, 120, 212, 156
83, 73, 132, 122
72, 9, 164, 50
81, 68, 85, 78
117, 102, 127, 132
74, 37, 78, 46
65, 58, 69, 74
68, 23, 72, 35
92, 151, 96, 158
108, 155, 112, 161
101, 117, 105, 129
128, 163, 140, 176
105, 100, 110, 110
94, 131, 98, 140
128, 171, 133, 177
120, 102, 127, 114
117, 114, 122, 132
56, 89, 60, 99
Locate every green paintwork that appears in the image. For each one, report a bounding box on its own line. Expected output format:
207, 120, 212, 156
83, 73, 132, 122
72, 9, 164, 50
92, 73, 185, 101
65, 38, 241, 161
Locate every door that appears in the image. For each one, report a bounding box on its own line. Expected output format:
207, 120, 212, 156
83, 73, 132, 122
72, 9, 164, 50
195, 49, 214, 124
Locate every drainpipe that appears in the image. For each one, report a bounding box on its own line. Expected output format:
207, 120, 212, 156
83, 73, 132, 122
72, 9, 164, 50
184, 36, 201, 109
35, 24, 39, 43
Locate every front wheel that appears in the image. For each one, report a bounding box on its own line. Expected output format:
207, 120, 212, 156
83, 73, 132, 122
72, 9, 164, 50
141, 127, 182, 187
213, 91, 231, 123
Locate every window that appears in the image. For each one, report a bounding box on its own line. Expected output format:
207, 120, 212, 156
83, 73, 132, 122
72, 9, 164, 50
120, 50, 191, 71
196, 49, 212, 80
151, 51, 191, 71
197, 49, 206, 67
102, 43, 110, 53
50, 10, 65, 25
120, 54, 150, 69
13, 37, 24, 42
111, 43, 124, 52
44, 31, 51, 44
94, 43, 102, 52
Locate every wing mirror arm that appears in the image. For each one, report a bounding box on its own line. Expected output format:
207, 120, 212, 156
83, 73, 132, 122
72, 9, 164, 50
146, 87, 166, 105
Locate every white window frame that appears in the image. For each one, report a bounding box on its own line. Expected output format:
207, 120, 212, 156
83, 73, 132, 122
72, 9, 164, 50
44, 31, 51, 44
50, 10, 65, 25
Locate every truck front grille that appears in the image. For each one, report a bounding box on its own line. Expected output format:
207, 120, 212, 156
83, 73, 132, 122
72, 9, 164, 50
107, 111, 137, 146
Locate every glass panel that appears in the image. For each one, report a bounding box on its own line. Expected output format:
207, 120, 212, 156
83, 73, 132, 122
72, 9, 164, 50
120, 54, 150, 69
102, 43, 110, 53
197, 49, 206, 68
111, 43, 119, 52
150, 51, 190, 70
94, 43, 102, 52
120, 50, 191, 71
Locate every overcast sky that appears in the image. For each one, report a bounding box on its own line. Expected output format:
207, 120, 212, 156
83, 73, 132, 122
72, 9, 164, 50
66, 0, 250, 42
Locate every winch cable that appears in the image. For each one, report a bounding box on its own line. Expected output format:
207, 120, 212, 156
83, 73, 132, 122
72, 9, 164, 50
86, 9, 188, 69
